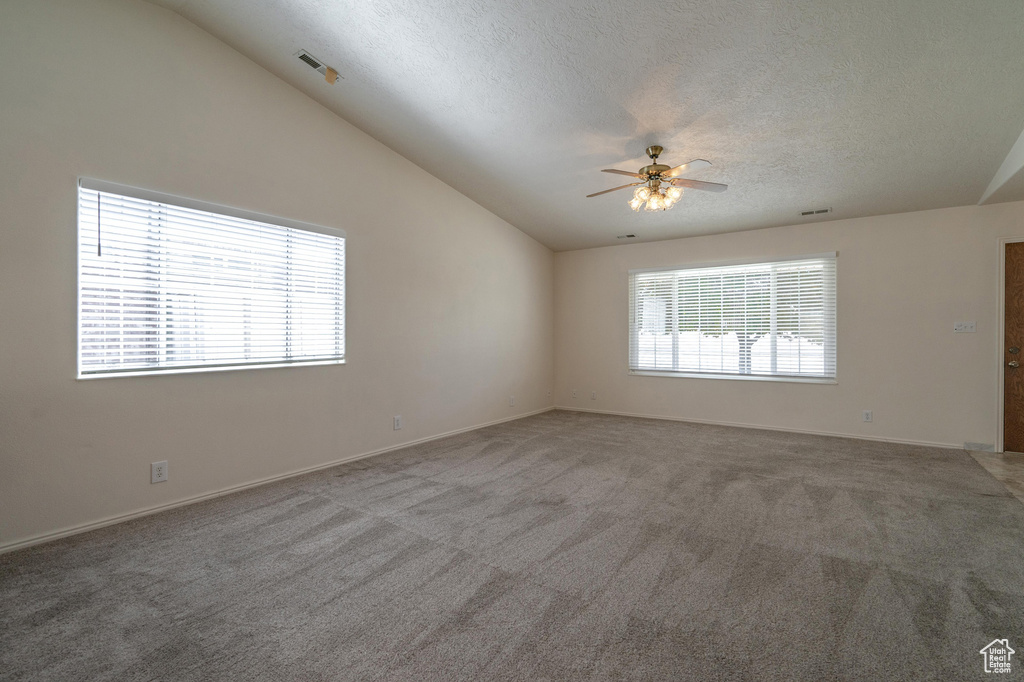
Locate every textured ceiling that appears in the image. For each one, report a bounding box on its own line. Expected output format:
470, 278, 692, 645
149, 0, 1024, 251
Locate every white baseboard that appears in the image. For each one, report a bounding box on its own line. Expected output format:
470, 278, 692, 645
553, 406, 961, 450
0, 407, 555, 555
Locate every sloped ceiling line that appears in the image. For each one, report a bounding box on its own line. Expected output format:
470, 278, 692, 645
980, 126, 1024, 205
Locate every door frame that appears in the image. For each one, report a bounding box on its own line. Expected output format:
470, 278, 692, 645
997, 237, 1024, 453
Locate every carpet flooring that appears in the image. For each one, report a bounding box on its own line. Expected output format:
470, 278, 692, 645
2, 410, 1024, 681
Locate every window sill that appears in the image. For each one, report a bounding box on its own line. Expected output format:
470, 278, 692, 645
628, 370, 836, 384
77, 358, 345, 380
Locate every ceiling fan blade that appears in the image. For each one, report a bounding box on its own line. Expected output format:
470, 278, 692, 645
586, 183, 642, 198
662, 159, 711, 178
669, 177, 728, 193
601, 169, 644, 179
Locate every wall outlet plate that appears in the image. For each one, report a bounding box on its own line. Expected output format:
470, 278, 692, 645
953, 321, 976, 333
393, 415, 402, 430
151, 461, 168, 483
862, 410, 873, 423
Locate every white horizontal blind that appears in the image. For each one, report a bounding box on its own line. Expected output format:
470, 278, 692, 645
78, 183, 345, 377
629, 256, 836, 379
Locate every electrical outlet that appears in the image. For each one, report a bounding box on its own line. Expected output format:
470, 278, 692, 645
393, 415, 402, 430
151, 460, 168, 484
862, 410, 873, 423
591, 391, 597, 400
509, 395, 515, 407
572, 389, 577, 398
953, 321, 976, 333
546, 390, 551, 398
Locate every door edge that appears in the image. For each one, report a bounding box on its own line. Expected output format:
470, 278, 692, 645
997, 238, 1024, 453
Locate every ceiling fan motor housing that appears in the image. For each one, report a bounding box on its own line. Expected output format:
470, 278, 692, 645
639, 164, 671, 177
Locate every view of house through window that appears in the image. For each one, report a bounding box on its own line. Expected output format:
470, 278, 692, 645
628, 255, 836, 380
77, 180, 346, 377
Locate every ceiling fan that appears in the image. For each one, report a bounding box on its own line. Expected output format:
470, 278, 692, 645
587, 145, 727, 212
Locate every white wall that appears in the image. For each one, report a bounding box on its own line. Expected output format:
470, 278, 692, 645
555, 202, 1024, 448
0, 0, 554, 550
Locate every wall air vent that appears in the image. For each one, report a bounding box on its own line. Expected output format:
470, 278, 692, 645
295, 50, 340, 84
800, 207, 832, 217
617, 234, 637, 239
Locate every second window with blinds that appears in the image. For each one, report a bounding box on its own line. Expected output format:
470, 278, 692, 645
628, 255, 836, 382
77, 179, 346, 378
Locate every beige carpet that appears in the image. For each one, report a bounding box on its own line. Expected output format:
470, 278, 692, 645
2, 410, 1023, 680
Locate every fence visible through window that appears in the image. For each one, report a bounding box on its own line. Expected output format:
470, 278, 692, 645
628, 255, 836, 380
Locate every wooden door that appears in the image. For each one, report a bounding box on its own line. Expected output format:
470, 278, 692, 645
1004, 242, 1024, 452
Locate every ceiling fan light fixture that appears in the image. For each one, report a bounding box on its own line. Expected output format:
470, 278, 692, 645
644, 191, 666, 212
629, 186, 650, 211
633, 186, 681, 212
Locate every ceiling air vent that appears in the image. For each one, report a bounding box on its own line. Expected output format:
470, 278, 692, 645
298, 52, 323, 70
800, 207, 832, 217
295, 50, 340, 84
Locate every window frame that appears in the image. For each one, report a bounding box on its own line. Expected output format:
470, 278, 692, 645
76, 178, 346, 379
627, 253, 837, 384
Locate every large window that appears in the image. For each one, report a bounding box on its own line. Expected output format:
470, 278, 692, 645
77, 180, 345, 378
629, 255, 836, 381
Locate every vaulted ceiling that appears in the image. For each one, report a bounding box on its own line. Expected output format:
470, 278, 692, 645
149, 0, 1024, 251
